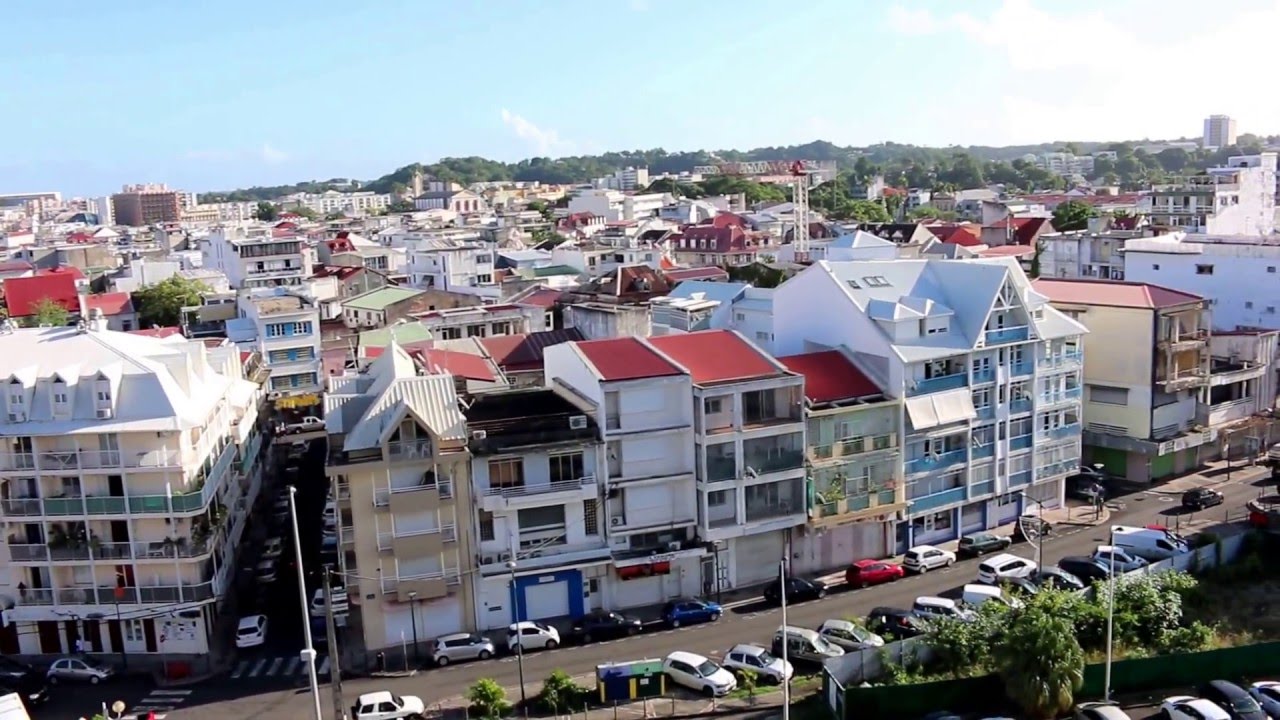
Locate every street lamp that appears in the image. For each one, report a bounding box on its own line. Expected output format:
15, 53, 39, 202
1018, 491, 1046, 574
288, 485, 324, 720
507, 560, 527, 707
407, 591, 419, 665
1103, 525, 1117, 703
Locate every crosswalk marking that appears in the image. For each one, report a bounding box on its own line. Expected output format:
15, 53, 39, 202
131, 689, 191, 719
249, 658, 267, 677
266, 657, 284, 676
229, 655, 330, 680
148, 690, 192, 697
284, 657, 300, 676
318, 656, 331, 676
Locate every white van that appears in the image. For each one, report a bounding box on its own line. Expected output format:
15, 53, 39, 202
1111, 525, 1190, 561
961, 584, 1023, 610
911, 596, 976, 622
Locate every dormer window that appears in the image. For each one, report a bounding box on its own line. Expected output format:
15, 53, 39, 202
95, 377, 113, 419
7, 379, 25, 423
52, 379, 69, 415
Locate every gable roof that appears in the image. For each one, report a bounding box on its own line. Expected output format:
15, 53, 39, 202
341, 343, 467, 450
989, 216, 1054, 245
507, 285, 564, 309
1031, 278, 1203, 309
777, 350, 882, 404
34, 266, 86, 280
342, 286, 424, 312
4, 274, 80, 317
479, 328, 585, 373
664, 266, 730, 283
647, 330, 783, 385
574, 337, 684, 382
85, 292, 134, 317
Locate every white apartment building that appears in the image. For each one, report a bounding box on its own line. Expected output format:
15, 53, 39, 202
465, 388, 610, 629
418, 304, 550, 339
281, 191, 392, 216
594, 167, 650, 192
1124, 234, 1280, 332
647, 331, 808, 589
0, 319, 266, 658
200, 226, 308, 290
543, 337, 703, 609
235, 289, 323, 402
1149, 154, 1276, 236
568, 190, 670, 223
403, 239, 499, 301
1038, 228, 1167, 281
1203, 114, 1238, 149
773, 258, 1087, 550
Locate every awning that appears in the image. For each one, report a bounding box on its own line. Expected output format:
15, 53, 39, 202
905, 388, 977, 431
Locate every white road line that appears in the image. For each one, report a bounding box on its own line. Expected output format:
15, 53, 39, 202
317, 656, 332, 676
248, 657, 268, 677
267, 657, 284, 676
148, 690, 192, 697
283, 657, 300, 676
230, 660, 248, 679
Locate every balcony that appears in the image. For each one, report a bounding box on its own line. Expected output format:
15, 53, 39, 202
386, 439, 433, 462
975, 404, 995, 421
1036, 423, 1081, 442
1010, 360, 1033, 377
1010, 434, 1033, 451
705, 456, 737, 482
17, 581, 218, 608
467, 417, 597, 455
377, 532, 393, 552
745, 500, 804, 523
985, 326, 1030, 346
909, 373, 968, 396
972, 367, 995, 384
481, 476, 595, 511
742, 449, 804, 476
1160, 328, 1208, 351
1036, 460, 1077, 479
971, 443, 994, 460
0, 452, 36, 472
1040, 387, 1083, 406
1038, 351, 1083, 370
1009, 470, 1033, 487
1010, 398, 1033, 415
37, 449, 123, 471
906, 448, 967, 475
909, 487, 966, 513
970, 479, 995, 497
1196, 398, 1256, 427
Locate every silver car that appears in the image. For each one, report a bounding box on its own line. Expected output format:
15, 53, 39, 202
47, 656, 113, 684
428, 633, 494, 666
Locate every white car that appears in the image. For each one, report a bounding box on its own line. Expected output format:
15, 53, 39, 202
976, 553, 1036, 584
1160, 696, 1232, 720
721, 644, 792, 684
507, 621, 560, 651
235, 615, 268, 648
903, 545, 956, 573
816, 618, 884, 651
261, 537, 284, 561
311, 587, 349, 619
254, 559, 278, 584
663, 651, 736, 697
1249, 681, 1280, 718
352, 691, 426, 720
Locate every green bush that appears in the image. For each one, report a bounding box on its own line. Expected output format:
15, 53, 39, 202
535, 670, 587, 714
467, 678, 510, 719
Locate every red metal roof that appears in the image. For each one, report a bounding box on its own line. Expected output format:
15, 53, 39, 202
978, 245, 1035, 258
777, 351, 880, 403
85, 292, 134, 316
411, 347, 497, 382
311, 265, 364, 280
664, 267, 729, 282
127, 326, 182, 338
33, 265, 86, 280
3, 274, 79, 317
1032, 278, 1203, 309
575, 337, 684, 382
988, 216, 1054, 245
648, 330, 781, 385
514, 287, 563, 309
927, 224, 983, 247
480, 328, 586, 373
0, 260, 33, 274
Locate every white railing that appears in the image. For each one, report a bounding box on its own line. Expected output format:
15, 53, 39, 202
485, 476, 594, 498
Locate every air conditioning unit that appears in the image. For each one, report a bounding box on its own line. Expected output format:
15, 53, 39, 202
568, 415, 588, 430
499, 551, 512, 563
96, 408, 112, 419
471, 430, 488, 440
7, 412, 23, 423
666, 541, 682, 552
481, 554, 498, 565
610, 516, 625, 526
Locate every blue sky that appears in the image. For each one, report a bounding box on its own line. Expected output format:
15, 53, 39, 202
3, 0, 1277, 196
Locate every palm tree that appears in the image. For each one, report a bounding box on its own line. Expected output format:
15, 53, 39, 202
994, 608, 1084, 720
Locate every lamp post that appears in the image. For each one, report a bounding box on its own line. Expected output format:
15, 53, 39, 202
1019, 491, 1046, 574
407, 591, 419, 665
1103, 525, 1117, 703
507, 560, 527, 707
288, 485, 324, 720
779, 560, 790, 720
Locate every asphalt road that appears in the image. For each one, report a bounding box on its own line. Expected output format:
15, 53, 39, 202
58, 470, 1265, 720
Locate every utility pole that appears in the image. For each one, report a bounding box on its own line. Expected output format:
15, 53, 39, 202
323, 566, 346, 720
288, 486, 323, 720
779, 560, 790, 720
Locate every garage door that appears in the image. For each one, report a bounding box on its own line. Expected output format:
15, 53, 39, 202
523, 580, 570, 621
384, 594, 463, 647
734, 531, 786, 586
994, 494, 1022, 526
960, 503, 985, 534
614, 574, 665, 609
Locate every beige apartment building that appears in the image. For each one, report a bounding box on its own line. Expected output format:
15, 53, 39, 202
325, 344, 475, 653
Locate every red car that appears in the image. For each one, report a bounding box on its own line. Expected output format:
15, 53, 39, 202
845, 559, 905, 588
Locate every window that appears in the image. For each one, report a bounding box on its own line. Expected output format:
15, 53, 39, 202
1269, 307, 1277, 315
1269, 266, 1276, 273
583, 498, 599, 536
488, 458, 524, 489
1246, 301, 1255, 309
703, 398, 722, 415
972, 388, 991, 410
755, 331, 770, 342
477, 510, 494, 542
708, 489, 731, 507
734, 313, 746, 322
1088, 385, 1129, 405
124, 620, 144, 643
549, 452, 584, 483
1195, 264, 1214, 275
1152, 264, 1160, 270
517, 505, 565, 532
438, 327, 462, 340
862, 276, 891, 287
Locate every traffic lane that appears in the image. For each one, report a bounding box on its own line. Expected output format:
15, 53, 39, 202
30, 677, 154, 720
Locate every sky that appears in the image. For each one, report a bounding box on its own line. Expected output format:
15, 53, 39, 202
4, 0, 1280, 196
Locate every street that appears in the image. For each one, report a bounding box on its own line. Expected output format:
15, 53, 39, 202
42, 470, 1265, 720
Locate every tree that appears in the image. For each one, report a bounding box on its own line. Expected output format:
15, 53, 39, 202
467, 678, 510, 719
253, 201, 279, 222
994, 602, 1084, 720
289, 205, 319, 221
25, 297, 69, 328
908, 206, 956, 221
526, 200, 553, 222
324, 211, 347, 221
1051, 200, 1097, 232
388, 200, 415, 213
839, 199, 892, 223
132, 276, 209, 329
1156, 148, 1191, 173
738, 668, 758, 704
537, 669, 581, 715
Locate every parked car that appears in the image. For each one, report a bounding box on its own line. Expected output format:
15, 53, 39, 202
428, 633, 494, 666
46, 657, 113, 685
1055, 556, 1112, 583
865, 607, 928, 640
283, 416, 325, 434
771, 626, 844, 663
662, 598, 722, 628
235, 614, 269, 648
1199, 680, 1269, 720
721, 644, 792, 684
0, 657, 47, 706
351, 691, 426, 720
1031, 565, 1086, 591
957, 532, 1012, 558
816, 618, 884, 651
911, 596, 975, 622
762, 576, 827, 604
506, 621, 560, 651
976, 553, 1036, 584
662, 651, 736, 697
569, 610, 642, 643
845, 559, 905, 588
1112, 525, 1191, 561
903, 545, 956, 573
310, 587, 349, 619
254, 559, 278, 584
961, 584, 1022, 611
1183, 487, 1226, 511
1073, 701, 1133, 720
1092, 545, 1149, 574
1012, 515, 1054, 543
1161, 696, 1233, 720
1001, 576, 1041, 596
261, 536, 284, 561
1247, 681, 1280, 719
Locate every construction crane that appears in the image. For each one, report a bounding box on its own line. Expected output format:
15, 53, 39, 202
693, 160, 833, 261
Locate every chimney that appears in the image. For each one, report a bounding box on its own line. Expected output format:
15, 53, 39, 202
88, 308, 108, 332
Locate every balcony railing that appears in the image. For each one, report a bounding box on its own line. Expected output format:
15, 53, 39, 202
906, 448, 967, 474
1040, 387, 1083, 405
745, 501, 802, 523
1038, 351, 1083, 370
1010, 434, 1033, 451
971, 444, 994, 460
985, 326, 1030, 345
1010, 398, 1033, 415
1036, 460, 1077, 479
706, 505, 737, 527
972, 367, 995, 383
486, 476, 594, 499
909, 487, 966, 513
742, 449, 804, 475
975, 404, 995, 420
706, 457, 737, 482
1009, 470, 1033, 487
970, 479, 996, 497
1036, 423, 1081, 441
1010, 360, 1033, 377
377, 532, 393, 551
910, 373, 968, 396
17, 581, 217, 608
386, 440, 433, 461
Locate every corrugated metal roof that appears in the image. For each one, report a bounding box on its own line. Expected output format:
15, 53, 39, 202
342, 344, 467, 450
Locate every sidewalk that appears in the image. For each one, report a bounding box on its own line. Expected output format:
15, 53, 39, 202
1132, 458, 1271, 496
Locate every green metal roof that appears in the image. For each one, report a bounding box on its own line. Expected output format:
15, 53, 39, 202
531, 264, 581, 278
342, 286, 424, 311
358, 323, 432, 349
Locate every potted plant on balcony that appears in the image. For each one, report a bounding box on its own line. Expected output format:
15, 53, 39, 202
46, 526, 68, 549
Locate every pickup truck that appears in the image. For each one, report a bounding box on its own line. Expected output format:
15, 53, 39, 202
281, 416, 324, 435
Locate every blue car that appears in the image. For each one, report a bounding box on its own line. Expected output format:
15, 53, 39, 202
662, 598, 722, 628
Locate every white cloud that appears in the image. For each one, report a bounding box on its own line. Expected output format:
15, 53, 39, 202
884, 4, 938, 35
500, 109, 574, 156
260, 143, 288, 164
